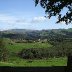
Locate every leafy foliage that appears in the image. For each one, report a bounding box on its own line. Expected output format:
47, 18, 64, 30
35, 0, 72, 24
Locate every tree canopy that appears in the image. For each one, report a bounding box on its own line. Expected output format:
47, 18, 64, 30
35, 0, 72, 24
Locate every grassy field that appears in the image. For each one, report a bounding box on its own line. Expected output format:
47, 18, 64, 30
0, 57, 67, 67
6, 42, 52, 52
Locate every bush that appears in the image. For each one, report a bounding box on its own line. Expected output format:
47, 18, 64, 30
18, 48, 50, 59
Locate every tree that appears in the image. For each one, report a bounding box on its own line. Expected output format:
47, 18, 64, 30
35, 0, 72, 24
0, 38, 8, 61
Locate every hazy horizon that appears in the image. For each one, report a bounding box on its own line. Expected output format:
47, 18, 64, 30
0, 27, 72, 31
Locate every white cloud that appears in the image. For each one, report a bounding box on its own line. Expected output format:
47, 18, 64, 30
0, 14, 47, 25
31, 16, 46, 23
34, 16, 46, 21
0, 14, 16, 24
0, 14, 27, 24
60, 21, 66, 24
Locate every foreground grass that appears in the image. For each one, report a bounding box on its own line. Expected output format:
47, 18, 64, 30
0, 57, 67, 67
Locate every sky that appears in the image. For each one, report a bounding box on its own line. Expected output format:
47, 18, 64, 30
0, 0, 72, 30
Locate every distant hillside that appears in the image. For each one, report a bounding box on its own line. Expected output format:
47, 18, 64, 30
1, 29, 37, 34
0, 28, 72, 41
1, 28, 72, 34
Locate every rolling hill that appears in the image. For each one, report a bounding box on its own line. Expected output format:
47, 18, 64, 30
0, 28, 72, 41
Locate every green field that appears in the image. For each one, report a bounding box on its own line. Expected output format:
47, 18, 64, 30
6, 42, 52, 52
0, 57, 67, 67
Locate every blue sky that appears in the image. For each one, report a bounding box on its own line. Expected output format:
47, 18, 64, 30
0, 0, 72, 30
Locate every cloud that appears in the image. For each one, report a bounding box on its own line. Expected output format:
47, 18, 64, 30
60, 21, 66, 24
30, 16, 46, 23
0, 14, 27, 24
0, 14, 15, 24
0, 14, 47, 25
